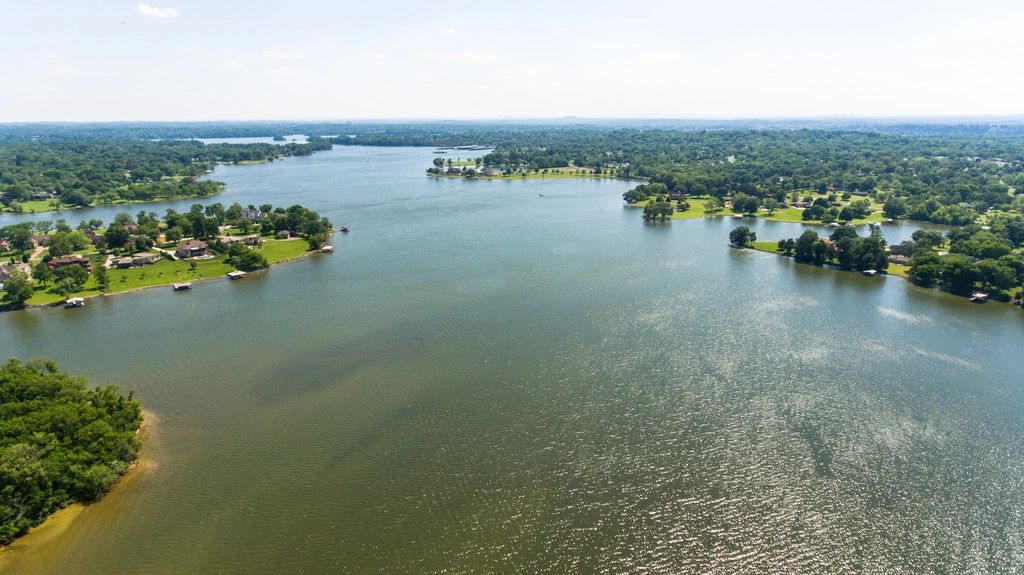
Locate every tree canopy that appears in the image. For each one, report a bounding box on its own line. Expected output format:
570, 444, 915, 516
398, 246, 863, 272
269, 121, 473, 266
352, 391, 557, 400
0, 358, 142, 544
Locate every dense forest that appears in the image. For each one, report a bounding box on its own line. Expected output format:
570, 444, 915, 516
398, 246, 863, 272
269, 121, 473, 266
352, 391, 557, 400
0, 138, 332, 212
473, 130, 1024, 224
0, 358, 142, 544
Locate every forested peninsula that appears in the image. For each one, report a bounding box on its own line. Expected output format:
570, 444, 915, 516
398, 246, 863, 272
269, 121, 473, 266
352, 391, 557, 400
0, 358, 142, 545
0, 138, 332, 214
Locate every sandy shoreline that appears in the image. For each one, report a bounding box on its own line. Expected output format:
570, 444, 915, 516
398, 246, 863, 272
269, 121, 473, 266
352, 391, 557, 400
0, 410, 156, 571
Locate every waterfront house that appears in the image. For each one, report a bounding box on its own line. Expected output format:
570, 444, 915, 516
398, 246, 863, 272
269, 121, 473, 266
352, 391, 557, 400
888, 241, 915, 256
175, 239, 209, 258
47, 255, 92, 271
220, 235, 263, 246
889, 255, 911, 266
0, 265, 12, 283
132, 253, 160, 266
240, 208, 266, 220
114, 257, 134, 269
33, 235, 50, 247
0, 240, 11, 252
85, 229, 106, 248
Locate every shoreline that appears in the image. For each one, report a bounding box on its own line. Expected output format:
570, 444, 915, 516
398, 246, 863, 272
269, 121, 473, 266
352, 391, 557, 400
0, 410, 155, 570
6, 234, 332, 314
746, 242, 1023, 306
0, 188, 226, 218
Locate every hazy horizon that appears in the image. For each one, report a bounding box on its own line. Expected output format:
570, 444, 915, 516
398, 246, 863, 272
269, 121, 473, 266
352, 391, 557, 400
2, 0, 1023, 122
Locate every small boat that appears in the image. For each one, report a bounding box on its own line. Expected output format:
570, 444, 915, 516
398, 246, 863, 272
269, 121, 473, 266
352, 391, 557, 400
65, 297, 85, 308
340, 226, 350, 233
970, 292, 989, 303
319, 245, 334, 253
862, 269, 878, 277
539, 193, 544, 197
732, 214, 743, 219
172, 282, 192, 291
226, 271, 246, 280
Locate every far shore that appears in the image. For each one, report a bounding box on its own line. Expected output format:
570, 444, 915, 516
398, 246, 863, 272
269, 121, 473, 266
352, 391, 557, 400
0, 189, 226, 218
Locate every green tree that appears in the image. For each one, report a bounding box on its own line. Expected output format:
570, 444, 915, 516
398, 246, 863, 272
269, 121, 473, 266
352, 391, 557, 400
53, 265, 88, 296
939, 254, 979, 293
1, 271, 33, 307
729, 226, 756, 248
794, 230, 819, 263
93, 265, 109, 292
908, 251, 943, 285
32, 261, 53, 286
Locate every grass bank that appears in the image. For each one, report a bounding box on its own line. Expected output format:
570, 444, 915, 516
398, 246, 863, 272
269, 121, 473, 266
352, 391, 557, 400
21, 237, 314, 308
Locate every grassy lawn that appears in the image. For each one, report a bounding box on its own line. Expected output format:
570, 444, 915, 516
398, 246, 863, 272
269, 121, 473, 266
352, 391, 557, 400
22, 237, 315, 307
751, 241, 780, 253
26, 256, 235, 306
1, 199, 62, 214
254, 238, 311, 263
887, 263, 910, 278
757, 206, 887, 225
630, 197, 713, 220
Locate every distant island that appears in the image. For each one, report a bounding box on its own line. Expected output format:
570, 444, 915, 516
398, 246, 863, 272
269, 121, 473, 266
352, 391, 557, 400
0, 358, 142, 545
1, 202, 334, 311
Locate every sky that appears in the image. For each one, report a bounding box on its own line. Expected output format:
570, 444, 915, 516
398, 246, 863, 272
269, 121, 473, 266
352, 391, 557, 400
1, 0, 1022, 122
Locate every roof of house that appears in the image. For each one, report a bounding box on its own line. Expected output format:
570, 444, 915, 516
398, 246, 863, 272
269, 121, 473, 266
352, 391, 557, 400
178, 239, 208, 249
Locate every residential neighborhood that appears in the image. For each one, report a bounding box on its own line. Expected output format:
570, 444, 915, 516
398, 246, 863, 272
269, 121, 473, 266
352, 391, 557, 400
1, 201, 334, 309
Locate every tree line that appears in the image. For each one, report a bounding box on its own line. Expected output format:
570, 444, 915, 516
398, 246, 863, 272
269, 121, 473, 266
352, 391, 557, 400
0, 138, 332, 212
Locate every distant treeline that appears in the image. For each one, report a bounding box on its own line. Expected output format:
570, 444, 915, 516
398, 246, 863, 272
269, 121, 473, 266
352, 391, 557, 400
334, 127, 1024, 226
0, 138, 332, 211
5, 120, 1024, 143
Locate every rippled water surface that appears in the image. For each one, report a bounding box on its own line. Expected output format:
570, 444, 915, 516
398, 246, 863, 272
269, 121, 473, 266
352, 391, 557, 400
1, 147, 1022, 574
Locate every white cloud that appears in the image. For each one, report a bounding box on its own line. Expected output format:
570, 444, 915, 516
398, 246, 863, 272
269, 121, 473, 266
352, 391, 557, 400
221, 60, 246, 72
437, 27, 457, 36
263, 50, 305, 61
415, 50, 497, 63
337, 51, 387, 65
135, 3, 179, 18
269, 66, 305, 83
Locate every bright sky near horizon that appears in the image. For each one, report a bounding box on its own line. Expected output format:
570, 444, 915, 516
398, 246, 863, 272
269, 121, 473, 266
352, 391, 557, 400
1, 0, 1022, 122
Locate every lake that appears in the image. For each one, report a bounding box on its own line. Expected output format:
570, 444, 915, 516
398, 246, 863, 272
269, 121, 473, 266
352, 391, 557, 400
1, 146, 1022, 574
